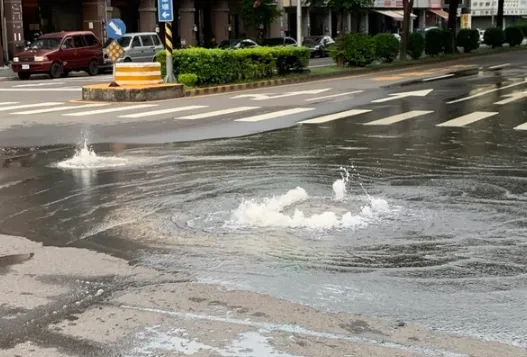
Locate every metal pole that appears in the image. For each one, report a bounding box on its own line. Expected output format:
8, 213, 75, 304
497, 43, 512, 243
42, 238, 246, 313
296, 0, 302, 46
164, 22, 176, 83
1, 0, 8, 63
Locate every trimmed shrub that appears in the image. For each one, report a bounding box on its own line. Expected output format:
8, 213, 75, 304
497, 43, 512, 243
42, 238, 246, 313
341, 33, 376, 67
178, 73, 198, 87
484, 27, 505, 48
425, 28, 444, 56
373, 33, 399, 62
456, 29, 480, 53
155, 46, 310, 86
514, 23, 527, 37
441, 29, 455, 54
407, 32, 425, 60
504, 26, 523, 46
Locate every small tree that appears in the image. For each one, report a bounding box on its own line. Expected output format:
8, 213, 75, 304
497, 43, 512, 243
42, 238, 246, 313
240, 0, 282, 40
306, 0, 373, 66
447, 0, 461, 53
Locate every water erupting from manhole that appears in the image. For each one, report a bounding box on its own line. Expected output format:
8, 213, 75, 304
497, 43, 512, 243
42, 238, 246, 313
226, 167, 391, 230
57, 139, 127, 169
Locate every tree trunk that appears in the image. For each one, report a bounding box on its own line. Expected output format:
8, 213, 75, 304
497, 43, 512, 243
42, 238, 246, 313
497, 0, 505, 29
447, 0, 460, 53
356, 12, 362, 32
399, 0, 413, 61
336, 10, 345, 66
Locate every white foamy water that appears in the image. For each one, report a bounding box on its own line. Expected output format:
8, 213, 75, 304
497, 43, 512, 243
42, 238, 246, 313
57, 140, 127, 169
227, 168, 391, 230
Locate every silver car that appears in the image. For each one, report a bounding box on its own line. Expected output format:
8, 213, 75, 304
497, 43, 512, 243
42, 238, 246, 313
102, 32, 164, 68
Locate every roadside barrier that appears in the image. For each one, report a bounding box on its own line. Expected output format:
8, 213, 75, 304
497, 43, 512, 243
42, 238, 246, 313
114, 63, 163, 86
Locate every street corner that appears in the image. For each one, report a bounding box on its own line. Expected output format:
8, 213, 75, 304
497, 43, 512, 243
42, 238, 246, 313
37, 281, 525, 357
81, 82, 185, 102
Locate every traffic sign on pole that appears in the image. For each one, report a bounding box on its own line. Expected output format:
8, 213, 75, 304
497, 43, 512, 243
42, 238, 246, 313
158, 0, 174, 22
106, 18, 127, 40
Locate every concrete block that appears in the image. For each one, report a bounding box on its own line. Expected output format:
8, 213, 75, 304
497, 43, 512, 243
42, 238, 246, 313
82, 83, 185, 102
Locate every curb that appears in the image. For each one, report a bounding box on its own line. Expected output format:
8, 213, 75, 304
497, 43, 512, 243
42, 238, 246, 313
183, 47, 527, 98
383, 66, 480, 88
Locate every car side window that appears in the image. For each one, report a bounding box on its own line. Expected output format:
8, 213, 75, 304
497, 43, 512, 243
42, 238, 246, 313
285, 38, 295, 45
140, 35, 154, 46
84, 34, 98, 46
152, 35, 162, 46
131, 36, 142, 48
73, 36, 86, 48
62, 38, 74, 49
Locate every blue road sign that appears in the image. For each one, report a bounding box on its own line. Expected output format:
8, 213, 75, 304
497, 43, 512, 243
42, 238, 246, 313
106, 18, 127, 40
158, 0, 174, 22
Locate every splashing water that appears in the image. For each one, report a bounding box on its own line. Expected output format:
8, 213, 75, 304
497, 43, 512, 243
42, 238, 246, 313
57, 140, 128, 169
227, 168, 391, 230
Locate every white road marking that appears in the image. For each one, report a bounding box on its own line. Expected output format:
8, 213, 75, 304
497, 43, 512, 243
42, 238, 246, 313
363, 110, 433, 126
118, 105, 208, 118
493, 91, 527, 105
12, 104, 109, 115
513, 122, 527, 130
305, 91, 364, 101
422, 74, 454, 82
371, 89, 433, 103
63, 104, 157, 116
0, 102, 63, 112
0, 88, 81, 92
436, 111, 498, 127
447, 79, 527, 104
488, 63, 510, 70
298, 109, 372, 124
178, 107, 259, 120
0, 102, 19, 106
14, 82, 65, 87
235, 107, 314, 122
232, 89, 330, 101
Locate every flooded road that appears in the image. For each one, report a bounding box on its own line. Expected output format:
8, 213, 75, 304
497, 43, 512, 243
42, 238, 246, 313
1, 118, 526, 349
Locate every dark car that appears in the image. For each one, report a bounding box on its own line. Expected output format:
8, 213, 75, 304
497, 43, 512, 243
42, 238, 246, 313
302, 36, 335, 58
11, 31, 103, 80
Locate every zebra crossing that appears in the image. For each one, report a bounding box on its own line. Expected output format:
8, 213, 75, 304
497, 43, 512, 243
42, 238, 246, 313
0, 100, 526, 131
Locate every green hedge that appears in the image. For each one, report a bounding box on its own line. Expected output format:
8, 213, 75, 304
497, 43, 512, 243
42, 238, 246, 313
425, 28, 444, 56
156, 46, 310, 86
341, 33, 376, 67
456, 29, 480, 53
504, 26, 523, 46
484, 27, 505, 48
408, 32, 425, 59
373, 33, 399, 62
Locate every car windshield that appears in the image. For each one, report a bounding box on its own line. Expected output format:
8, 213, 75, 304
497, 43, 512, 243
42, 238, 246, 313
117, 37, 131, 47
28, 38, 61, 50
218, 40, 239, 48
302, 38, 320, 46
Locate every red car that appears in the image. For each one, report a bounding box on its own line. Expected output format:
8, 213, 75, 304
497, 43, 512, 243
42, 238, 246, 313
12, 31, 103, 80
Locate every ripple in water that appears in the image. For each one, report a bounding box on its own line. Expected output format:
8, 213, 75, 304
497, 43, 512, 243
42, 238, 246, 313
56, 140, 128, 169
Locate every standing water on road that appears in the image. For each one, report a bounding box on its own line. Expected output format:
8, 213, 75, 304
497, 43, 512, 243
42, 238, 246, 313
0, 125, 526, 349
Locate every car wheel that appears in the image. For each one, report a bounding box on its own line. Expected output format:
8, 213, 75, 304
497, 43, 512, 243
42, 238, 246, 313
123, 57, 132, 62
49, 62, 63, 79
87, 60, 98, 76
17, 72, 31, 80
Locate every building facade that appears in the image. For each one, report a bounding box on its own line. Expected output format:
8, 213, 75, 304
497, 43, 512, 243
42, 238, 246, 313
1, 0, 527, 62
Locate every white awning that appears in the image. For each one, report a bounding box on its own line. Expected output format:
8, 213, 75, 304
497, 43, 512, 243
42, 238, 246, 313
429, 9, 449, 20
375, 10, 417, 21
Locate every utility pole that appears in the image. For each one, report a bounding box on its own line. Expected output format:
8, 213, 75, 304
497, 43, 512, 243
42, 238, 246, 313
1, 0, 8, 64
296, 0, 302, 46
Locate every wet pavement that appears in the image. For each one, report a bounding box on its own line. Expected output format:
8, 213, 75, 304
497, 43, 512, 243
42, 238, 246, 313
2, 54, 527, 355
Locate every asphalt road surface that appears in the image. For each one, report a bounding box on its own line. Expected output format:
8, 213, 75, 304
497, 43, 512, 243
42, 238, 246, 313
1, 51, 527, 356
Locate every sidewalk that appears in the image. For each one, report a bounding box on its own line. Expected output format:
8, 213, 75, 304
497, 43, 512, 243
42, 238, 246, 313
1, 234, 525, 357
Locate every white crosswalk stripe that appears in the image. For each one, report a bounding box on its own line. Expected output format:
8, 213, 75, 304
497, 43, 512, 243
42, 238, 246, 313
63, 104, 158, 117
235, 108, 314, 122
436, 111, 498, 127
119, 105, 208, 118
363, 110, 433, 126
11, 104, 109, 115
0, 102, 63, 112
178, 107, 259, 120
305, 91, 363, 102
298, 109, 372, 124
513, 122, 527, 130
0, 102, 19, 106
